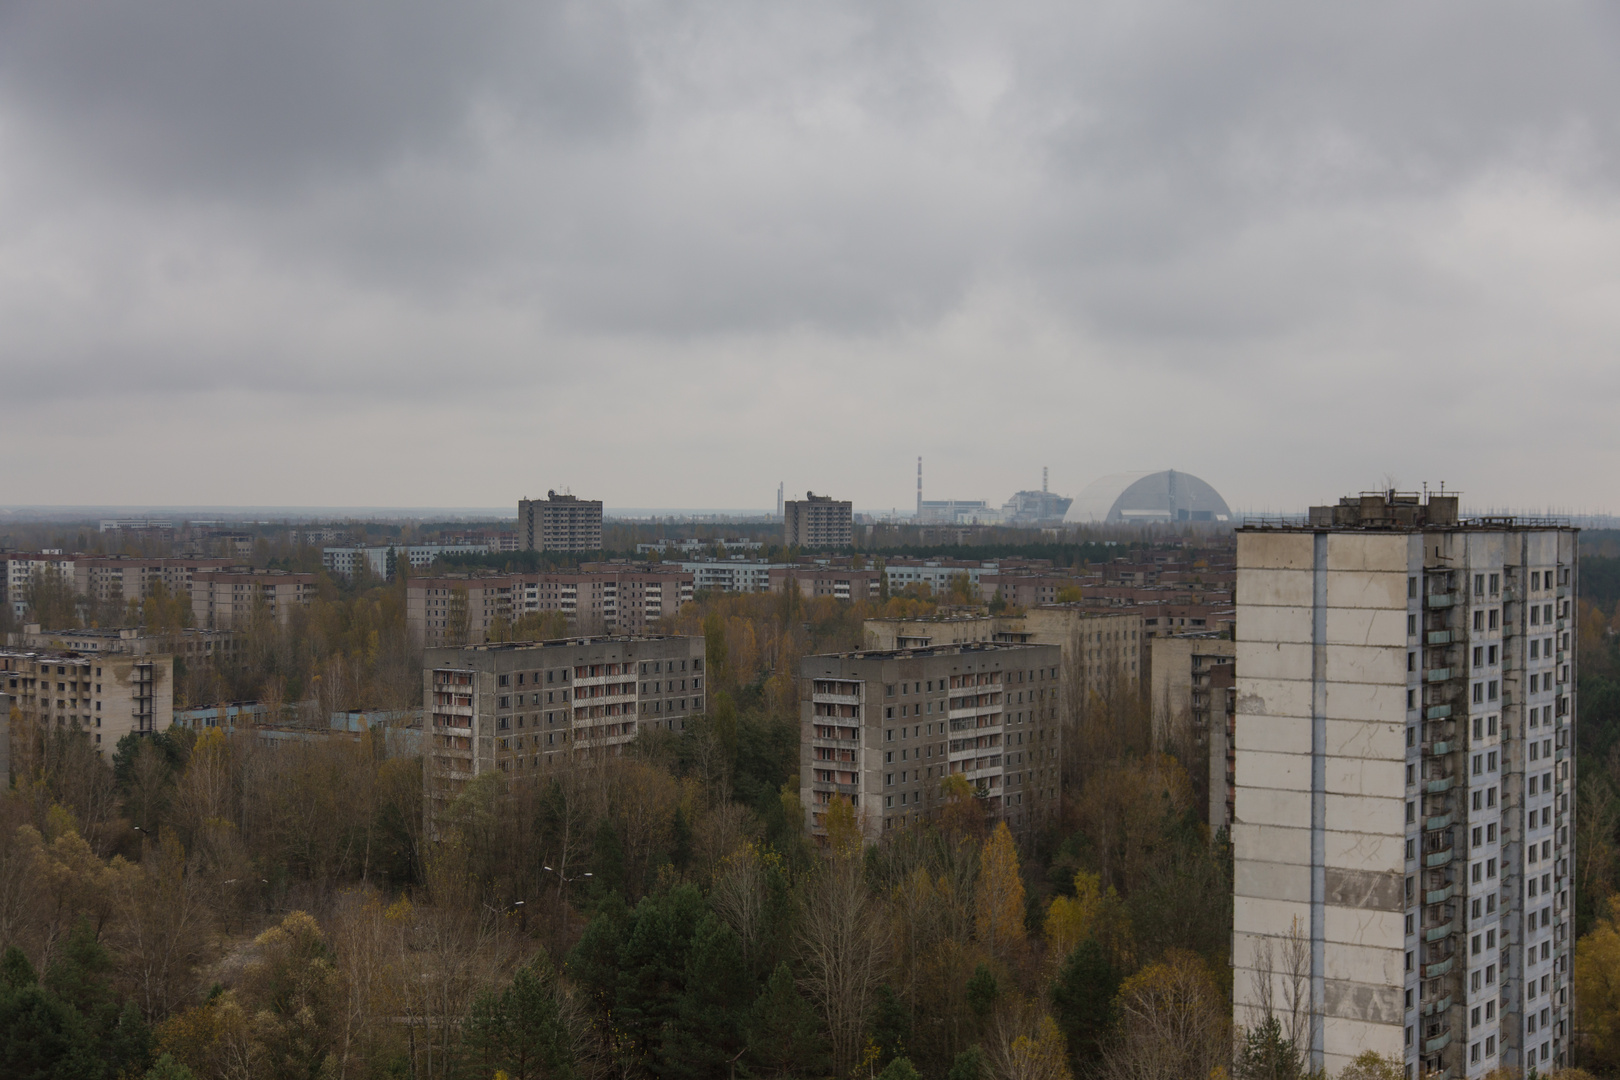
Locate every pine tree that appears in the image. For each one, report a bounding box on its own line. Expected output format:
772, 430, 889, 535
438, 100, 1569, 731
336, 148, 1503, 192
745, 962, 827, 1078
948, 1046, 987, 1080
1050, 937, 1118, 1076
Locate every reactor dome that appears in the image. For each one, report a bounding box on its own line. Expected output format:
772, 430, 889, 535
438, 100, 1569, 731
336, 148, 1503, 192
1066, 470, 1232, 524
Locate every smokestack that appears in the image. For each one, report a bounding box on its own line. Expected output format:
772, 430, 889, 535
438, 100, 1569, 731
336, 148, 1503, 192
777, 482, 783, 519
1043, 466, 1048, 494
916, 457, 922, 518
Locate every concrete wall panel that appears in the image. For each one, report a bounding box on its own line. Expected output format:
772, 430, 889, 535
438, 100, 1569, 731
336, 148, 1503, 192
1325, 570, 1408, 611
1235, 676, 1314, 719
1238, 604, 1314, 645
1235, 859, 1312, 903
1234, 895, 1315, 937
1234, 786, 1310, 827
1325, 792, 1403, 835
1323, 680, 1405, 723
1324, 907, 1403, 949
1238, 532, 1316, 571
1326, 533, 1409, 573
1321, 940, 1404, 986
1324, 828, 1403, 873
1237, 749, 1313, 792
1236, 569, 1315, 608
1326, 718, 1404, 761
1234, 714, 1314, 755
1324, 608, 1408, 650
1325, 757, 1405, 798
1232, 822, 1312, 866
1236, 640, 1313, 681
1324, 642, 1405, 684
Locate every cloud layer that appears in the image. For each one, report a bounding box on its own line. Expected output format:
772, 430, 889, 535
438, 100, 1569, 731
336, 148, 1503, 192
2, 0, 1618, 512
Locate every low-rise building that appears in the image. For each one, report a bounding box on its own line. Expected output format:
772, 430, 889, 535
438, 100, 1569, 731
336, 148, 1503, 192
1, 648, 174, 760
679, 560, 789, 593
800, 642, 1063, 843
423, 636, 705, 833
770, 566, 883, 600
407, 567, 695, 647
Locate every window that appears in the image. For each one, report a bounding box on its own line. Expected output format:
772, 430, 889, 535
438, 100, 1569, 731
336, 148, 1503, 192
1473, 646, 1484, 668
1490, 609, 1499, 630
1474, 574, 1485, 595
1475, 610, 1485, 631
1489, 645, 1498, 665
1490, 573, 1500, 595
1408, 614, 1417, 636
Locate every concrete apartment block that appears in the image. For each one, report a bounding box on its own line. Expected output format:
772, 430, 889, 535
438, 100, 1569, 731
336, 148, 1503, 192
422, 636, 704, 835
799, 642, 1063, 844
783, 492, 852, 548
518, 492, 603, 553
1233, 492, 1577, 1078
1, 649, 174, 762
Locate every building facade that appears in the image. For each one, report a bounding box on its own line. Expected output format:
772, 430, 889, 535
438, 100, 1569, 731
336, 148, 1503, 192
519, 492, 604, 553
407, 567, 695, 648
322, 544, 490, 580
783, 492, 853, 548
799, 642, 1063, 843
190, 569, 316, 629
1232, 492, 1577, 1077
422, 636, 705, 831
1, 648, 174, 761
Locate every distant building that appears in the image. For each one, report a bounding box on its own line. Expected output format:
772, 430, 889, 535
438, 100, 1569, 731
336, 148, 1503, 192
916, 499, 998, 525
406, 566, 694, 647
1068, 469, 1232, 524
99, 519, 174, 533
783, 493, 852, 548
799, 642, 1063, 844
519, 492, 603, 553
423, 636, 706, 833
189, 569, 316, 629
0, 648, 174, 760
771, 566, 883, 601
322, 543, 490, 580
678, 560, 788, 594
1000, 469, 1073, 526
8, 624, 239, 667
637, 538, 764, 556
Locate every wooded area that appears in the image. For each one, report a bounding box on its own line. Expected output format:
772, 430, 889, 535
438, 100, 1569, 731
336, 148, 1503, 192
4, 554, 1620, 1078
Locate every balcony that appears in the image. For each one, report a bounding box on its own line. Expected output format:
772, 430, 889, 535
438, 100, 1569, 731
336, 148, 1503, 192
1422, 993, 1453, 1017
1425, 704, 1453, 720
1424, 846, 1455, 869
813, 691, 862, 707
1427, 595, 1455, 609
1428, 630, 1454, 646
1423, 1027, 1452, 1054
1422, 955, 1454, 979
1426, 668, 1453, 683
1425, 813, 1453, 831
1424, 920, 1454, 943
1425, 883, 1454, 905
1424, 740, 1452, 756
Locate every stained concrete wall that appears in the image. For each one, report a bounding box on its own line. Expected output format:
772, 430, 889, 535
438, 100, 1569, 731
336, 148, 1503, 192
1233, 530, 1408, 1074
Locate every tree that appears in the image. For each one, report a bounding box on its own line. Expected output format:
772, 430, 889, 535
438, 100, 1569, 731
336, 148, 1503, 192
998, 1014, 1073, 1080
949, 1045, 988, 1080
1575, 894, 1620, 1072
746, 962, 827, 1078
465, 955, 574, 1080
1100, 950, 1227, 1080
1051, 938, 1119, 1076
800, 861, 892, 1076
26, 565, 79, 629
878, 1057, 922, 1080
237, 911, 343, 1080
1333, 1051, 1403, 1080
976, 823, 1026, 961
1233, 1015, 1301, 1080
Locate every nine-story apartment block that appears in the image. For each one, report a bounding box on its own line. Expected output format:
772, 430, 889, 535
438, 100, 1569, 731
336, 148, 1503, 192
1232, 491, 1576, 1079
519, 491, 603, 553
422, 636, 705, 833
799, 641, 1063, 845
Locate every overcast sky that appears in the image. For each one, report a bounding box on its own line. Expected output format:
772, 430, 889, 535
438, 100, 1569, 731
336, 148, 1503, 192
3, 1, 1617, 514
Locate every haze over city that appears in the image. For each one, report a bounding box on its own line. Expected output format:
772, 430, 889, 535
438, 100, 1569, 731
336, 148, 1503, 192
4, 1, 1619, 512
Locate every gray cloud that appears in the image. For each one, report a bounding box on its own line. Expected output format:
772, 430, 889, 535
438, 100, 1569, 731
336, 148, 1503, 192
1, 0, 1618, 509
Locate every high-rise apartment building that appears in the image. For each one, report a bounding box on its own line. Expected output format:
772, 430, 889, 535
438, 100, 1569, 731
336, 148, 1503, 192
799, 642, 1063, 843
519, 492, 603, 553
783, 492, 852, 548
189, 569, 316, 629
1233, 492, 1577, 1078
422, 636, 705, 832
406, 567, 695, 647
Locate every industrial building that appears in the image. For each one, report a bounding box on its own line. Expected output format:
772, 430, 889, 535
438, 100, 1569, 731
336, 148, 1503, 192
1232, 491, 1576, 1077
1069, 469, 1232, 524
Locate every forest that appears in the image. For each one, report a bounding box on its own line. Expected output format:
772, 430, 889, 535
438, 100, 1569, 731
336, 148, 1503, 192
3, 550, 1620, 1079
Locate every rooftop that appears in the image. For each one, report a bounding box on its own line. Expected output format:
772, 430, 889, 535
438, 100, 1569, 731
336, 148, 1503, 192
1241, 490, 1575, 532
